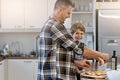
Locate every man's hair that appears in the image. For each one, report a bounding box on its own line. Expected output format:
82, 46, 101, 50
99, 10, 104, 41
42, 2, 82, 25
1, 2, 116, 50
54, 0, 75, 11
70, 23, 86, 35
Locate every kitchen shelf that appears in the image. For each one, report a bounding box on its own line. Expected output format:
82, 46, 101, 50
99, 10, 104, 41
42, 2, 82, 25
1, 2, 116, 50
86, 27, 94, 33
95, 2, 120, 9
96, 0, 119, 2
72, 12, 93, 14
72, 0, 95, 49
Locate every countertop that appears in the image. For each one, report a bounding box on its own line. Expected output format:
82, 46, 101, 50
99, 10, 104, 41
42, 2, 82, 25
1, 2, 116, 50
107, 68, 120, 80
0, 57, 4, 61
0, 56, 38, 61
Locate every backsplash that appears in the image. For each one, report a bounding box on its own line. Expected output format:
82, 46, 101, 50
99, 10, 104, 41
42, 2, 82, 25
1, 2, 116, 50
0, 32, 39, 54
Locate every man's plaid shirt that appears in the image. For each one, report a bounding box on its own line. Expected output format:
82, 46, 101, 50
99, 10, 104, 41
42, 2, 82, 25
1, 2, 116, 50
37, 17, 82, 80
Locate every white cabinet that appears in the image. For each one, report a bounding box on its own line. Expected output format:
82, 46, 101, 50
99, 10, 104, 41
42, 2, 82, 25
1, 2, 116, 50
1, 0, 24, 29
48, 0, 56, 16
25, 0, 48, 29
7, 59, 34, 80
33, 59, 38, 80
7, 59, 38, 80
0, 61, 4, 80
72, 0, 95, 49
1, 0, 48, 29
4, 60, 8, 80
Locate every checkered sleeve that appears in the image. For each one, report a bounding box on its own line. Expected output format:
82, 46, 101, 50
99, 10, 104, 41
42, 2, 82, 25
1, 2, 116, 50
51, 24, 83, 54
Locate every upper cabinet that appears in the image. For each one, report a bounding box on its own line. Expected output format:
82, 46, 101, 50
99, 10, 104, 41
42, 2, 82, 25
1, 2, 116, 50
1, 0, 24, 29
1, 0, 71, 32
25, 0, 47, 29
1, 0, 48, 30
0, 0, 95, 34
47, 0, 56, 16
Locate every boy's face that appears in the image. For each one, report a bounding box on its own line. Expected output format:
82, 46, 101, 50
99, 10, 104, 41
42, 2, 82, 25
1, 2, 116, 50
73, 29, 84, 42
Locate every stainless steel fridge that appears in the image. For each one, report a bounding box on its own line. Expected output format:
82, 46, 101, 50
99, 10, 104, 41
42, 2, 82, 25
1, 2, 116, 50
97, 9, 120, 57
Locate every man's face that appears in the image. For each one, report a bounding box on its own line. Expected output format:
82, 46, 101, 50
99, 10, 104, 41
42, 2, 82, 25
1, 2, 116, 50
73, 29, 85, 42
60, 6, 73, 23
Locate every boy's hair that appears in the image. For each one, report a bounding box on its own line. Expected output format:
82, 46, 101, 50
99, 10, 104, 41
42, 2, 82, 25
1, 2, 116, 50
54, 0, 75, 11
70, 23, 86, 35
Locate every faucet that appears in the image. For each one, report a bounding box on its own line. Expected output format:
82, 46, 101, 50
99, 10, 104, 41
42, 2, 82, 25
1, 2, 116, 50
36, 35, 40, 56
3, 43, 9, 56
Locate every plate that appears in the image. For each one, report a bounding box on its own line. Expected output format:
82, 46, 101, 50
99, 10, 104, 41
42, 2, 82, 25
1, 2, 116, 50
81, 71, 106, 79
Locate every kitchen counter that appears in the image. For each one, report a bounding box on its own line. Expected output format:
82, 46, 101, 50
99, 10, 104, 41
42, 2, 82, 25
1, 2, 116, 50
107, 68, 120, 80
0, 56, 38, 61
6, 56, 38, 59
0, 57, 4, 61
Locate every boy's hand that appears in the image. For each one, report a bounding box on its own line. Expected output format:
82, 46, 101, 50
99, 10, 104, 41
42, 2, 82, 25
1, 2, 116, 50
75, 66, 84, 74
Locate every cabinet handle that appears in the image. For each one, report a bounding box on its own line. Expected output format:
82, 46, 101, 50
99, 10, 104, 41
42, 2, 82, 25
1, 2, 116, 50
16, 25, 23, 28
24, 61, 32, 63
30, 25, 35, 28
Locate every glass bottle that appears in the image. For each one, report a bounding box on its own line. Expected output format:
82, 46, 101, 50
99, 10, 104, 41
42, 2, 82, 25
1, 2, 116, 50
111, 50, 117, 70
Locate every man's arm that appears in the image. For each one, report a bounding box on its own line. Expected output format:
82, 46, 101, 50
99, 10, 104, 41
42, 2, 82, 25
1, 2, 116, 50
51, 24, 83, 54
83, 46, 109, 62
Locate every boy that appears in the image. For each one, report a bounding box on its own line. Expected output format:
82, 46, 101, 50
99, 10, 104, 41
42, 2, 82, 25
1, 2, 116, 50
70, 23, 106, 80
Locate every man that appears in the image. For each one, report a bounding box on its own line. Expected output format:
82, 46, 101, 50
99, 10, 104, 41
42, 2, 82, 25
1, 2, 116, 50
37, 0, 109, 80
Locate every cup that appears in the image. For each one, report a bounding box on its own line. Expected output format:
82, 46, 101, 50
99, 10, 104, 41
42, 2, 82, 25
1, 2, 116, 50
98, 64, 107, 71
84, 5, 89, 12
89, 3, 92, 11
79, 5, 84, 11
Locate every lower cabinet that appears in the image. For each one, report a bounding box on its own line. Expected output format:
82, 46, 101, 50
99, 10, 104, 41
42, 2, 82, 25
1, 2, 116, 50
0, 61, 4, 80
7, 59, 38, 80
33, 60, 38, 80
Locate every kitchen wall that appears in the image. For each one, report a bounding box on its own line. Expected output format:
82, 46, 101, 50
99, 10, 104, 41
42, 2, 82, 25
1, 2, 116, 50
0, 32, 39, 54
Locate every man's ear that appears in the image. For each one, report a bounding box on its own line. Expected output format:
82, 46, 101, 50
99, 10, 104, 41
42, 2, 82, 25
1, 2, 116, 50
56, 8, 62, 15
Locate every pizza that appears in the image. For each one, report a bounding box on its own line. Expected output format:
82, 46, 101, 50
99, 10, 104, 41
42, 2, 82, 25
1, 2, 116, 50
85, 70, 106, 76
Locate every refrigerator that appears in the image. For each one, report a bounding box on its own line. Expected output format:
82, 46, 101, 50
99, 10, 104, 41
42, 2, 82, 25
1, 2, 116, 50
97, 9, 120, 57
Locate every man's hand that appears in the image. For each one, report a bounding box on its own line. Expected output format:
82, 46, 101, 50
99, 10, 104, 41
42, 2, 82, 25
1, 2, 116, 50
74, 59, 91, 68
100, 53, 109, 63
83, 46, 110, 63
98, 57, 105, 66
